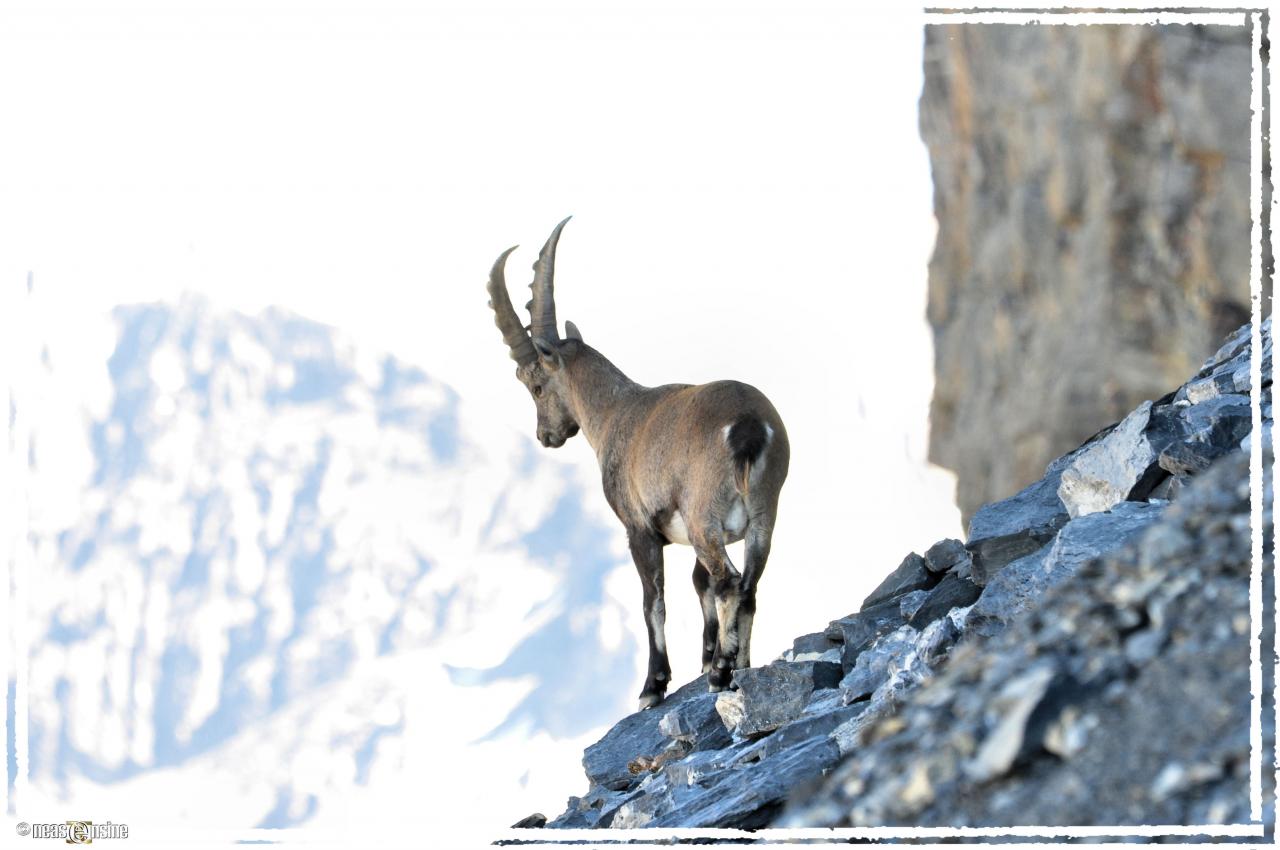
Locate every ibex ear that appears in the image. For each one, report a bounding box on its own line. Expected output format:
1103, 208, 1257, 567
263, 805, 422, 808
565, 320, 583, 342
531, 337, 563, 371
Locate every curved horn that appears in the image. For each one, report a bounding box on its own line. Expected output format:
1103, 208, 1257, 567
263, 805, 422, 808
527, 216, 571, 343
487, 245, 537, 365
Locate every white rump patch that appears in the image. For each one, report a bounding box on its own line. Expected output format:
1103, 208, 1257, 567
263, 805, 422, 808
723, 498, 748, 541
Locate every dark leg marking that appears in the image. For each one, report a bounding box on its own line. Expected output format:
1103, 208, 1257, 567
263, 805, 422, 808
692, 560, 718, 674
629, 529, 670, 710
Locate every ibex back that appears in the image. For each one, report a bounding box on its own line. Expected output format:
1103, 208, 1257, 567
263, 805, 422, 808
486, 218, 790, 710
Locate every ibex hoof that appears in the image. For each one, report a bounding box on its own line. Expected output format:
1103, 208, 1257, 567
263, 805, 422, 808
708, 665, 733, 692
638, 690, 665, 711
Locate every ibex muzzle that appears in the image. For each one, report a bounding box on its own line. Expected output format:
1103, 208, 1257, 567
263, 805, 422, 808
486, 218, 790, 709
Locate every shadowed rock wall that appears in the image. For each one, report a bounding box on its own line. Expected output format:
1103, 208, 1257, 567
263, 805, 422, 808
920, 23, 1258, 522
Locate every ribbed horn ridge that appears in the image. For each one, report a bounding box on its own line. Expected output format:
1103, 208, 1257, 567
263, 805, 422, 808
527, 216, 571, 343
487, 245, 537, 365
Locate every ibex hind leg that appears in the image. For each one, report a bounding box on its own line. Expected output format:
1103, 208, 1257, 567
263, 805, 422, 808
692, 560, 718, 674
735, 523, 773, 670
691, 538, 741, 693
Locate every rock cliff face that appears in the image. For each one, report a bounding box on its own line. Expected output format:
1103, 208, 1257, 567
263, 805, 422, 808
526, 318, 1271, 830
920, 24, 1258, 522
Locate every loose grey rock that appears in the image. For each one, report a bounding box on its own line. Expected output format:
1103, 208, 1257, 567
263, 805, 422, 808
839, 625, 918, 703
966, 450, 1075, 584
582, 674, 712, 791
898, 589, 930, 620
1181, 394, 1253, 450
1158, 441, 1223, 476
924, 538, 970, 574
861, 552, 937, 609
647, 738, 842, 828
968, 500, 1165, 638
729, 661, 842, 737
907, 572, 983, 629
657, 693, 731, 752
784, 631, 841, 662
747, 700, 870, 763
510, 812, 547, 828
547, 783, 637, 828
1148, 474, 1189, 502
1200, 320, 1253, 372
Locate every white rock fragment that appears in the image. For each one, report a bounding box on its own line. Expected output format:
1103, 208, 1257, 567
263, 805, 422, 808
965, 664, 1056, 782
1057, 401, 1155, 518
714, 691, 745, 737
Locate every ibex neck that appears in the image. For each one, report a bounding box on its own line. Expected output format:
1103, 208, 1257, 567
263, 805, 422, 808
565, 344, 643, 454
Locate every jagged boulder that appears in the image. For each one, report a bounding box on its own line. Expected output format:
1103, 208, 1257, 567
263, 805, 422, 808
861, 552, 938, 608
923, 538, 970, 574
719, 661, 842, 738
579, 674, 713, 792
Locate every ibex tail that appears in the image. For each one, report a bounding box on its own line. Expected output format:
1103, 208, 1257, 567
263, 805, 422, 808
726, 415, 770, 501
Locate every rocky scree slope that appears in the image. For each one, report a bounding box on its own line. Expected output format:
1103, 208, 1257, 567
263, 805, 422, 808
530, 318, 1271, 830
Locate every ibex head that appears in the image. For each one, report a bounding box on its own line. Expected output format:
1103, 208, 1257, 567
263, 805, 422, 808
486, 217, 586, 448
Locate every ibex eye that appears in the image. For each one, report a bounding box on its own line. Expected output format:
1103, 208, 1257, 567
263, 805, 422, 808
533, 385, 543, 397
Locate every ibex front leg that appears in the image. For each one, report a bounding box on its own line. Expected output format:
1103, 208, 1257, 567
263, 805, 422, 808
628, 530, 671, 710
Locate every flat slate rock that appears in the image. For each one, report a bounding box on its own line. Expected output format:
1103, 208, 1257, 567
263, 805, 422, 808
861, 552, 937, 609
784, 631, 842, 661
924, 537, 971, 574
583, 674, 713, 791
966, 448, 1079, 584
1159, 441, 1225, 477
1181, 394, 1252, 448
907, 571, 983, 628
646, 738, 842, 828
968, 500, 1166, 637
729, 661, 842, 737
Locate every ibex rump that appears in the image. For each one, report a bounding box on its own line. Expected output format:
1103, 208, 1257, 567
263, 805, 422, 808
486, 218, 789, 709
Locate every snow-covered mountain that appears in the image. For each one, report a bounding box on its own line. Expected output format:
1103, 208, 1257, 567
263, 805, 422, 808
15, 296, 640, 836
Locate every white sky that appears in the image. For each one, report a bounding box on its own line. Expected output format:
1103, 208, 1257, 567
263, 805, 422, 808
0, 0, 957, 617
2, 0, 965, 835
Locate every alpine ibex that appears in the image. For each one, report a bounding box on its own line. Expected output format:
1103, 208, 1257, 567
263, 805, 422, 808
486, 218, 790, 709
